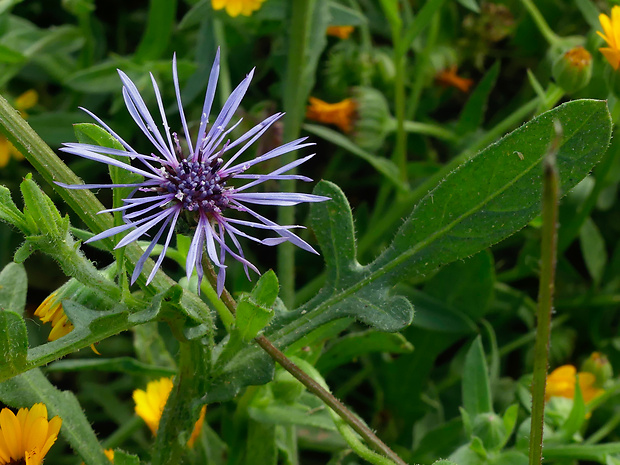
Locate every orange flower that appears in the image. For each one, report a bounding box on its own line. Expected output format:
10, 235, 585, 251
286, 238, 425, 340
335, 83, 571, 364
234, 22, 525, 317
133, 378, 206, 448
435, 66, 474, 93
327, 26, 354, 39
0, 403, 62, 465
211, 0, 265, 17
598, 6, 620, 70
306, 97, 357, 133
545, 365, 604, 403
34, 292, 74, 341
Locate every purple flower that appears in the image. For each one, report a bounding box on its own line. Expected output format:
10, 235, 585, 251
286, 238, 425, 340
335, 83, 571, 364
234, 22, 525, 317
58, 50, 329, 295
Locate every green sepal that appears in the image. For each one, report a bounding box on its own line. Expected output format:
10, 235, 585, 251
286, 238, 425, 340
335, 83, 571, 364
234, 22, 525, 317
113, 450, 141, 465
0, 311, 28, 379
20, 174, 61, 236
0, 262, 27, 315
0, 185, 31, 234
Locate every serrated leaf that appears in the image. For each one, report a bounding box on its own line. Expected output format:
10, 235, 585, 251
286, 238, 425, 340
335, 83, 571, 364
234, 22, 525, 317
113, 451, 141, 465
0, 369, 110, 465
0, 311, 27, 378
463, 336, 493, 416
0, 262, 27, 314
236, 296, 274, 342
251, 270, 279, 308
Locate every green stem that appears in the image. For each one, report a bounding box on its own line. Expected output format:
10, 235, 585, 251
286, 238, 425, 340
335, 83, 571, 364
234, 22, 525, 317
392, 40, 408, 182
529, 143, 559, 465
520, 0, 562, 47
278, 0, 315, 308
213, 19, 231, 107
396, 118, 457, 141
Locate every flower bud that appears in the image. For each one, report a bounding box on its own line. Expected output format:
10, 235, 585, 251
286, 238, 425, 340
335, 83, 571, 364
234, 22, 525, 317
552, 46, 592, 94
471, 412, 506, 451
581, 352, 613, 388
351, 87, 392, 152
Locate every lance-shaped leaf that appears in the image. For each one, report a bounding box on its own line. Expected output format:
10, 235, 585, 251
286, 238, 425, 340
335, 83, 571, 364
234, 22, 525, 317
0, 262, 27, 315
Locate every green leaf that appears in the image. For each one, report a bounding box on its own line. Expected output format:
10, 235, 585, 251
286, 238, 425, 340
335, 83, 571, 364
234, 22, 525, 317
457, 62, 500, 136
500, 404, 519, 450
179, 0, 210, 30
0, 186, 30, 233
303, 124, 408, 192
249, 393, 336, 431
135, 0, 177, 61
0, 262, 27, 315
580, 217, 606, 286
0, 44, 26, 63
544, 443, 620, 462
316, 330, 413, 373
236, 295, 274, 342
328, 1, 367, 26
463, 336, 493, 416
244, 420, 277, 465
456, 0, 480, 13
0, 369, 111, 465
560, 374, 586, 439
402, 0, 447, 46
0, 311, 27, 378
375, 100, 612, 284
63, 61, 123, 93
113, 451, 141, 465
398, 286, 477, 333
251, 270, 279, 308
46, 357, 176, 376
28, 112, 83, 147
20, 174, 61, 236
74, 122, 124, 150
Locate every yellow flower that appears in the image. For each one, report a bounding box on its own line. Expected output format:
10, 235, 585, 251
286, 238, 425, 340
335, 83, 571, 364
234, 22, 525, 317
306, 97, 357, 133
0, 403, 62, 465
34, 293, 74, 342
133, 378, 206, 448
0, 90, 37, 168
104, 449, 114, 462
327, 26, 354, 39
599, 6, 620, 70
435, 66, 474, 93
211, 0, 266, 17
545, 365, 604, 403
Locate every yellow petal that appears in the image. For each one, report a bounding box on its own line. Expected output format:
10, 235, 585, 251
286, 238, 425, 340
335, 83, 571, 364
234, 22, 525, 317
600, 47, 620, 69
600, 13, 614, 47
15, 90, 38, 111
0, 408, 23, 459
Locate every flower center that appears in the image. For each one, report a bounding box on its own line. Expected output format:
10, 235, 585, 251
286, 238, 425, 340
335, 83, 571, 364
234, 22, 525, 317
163, 158, 230, 213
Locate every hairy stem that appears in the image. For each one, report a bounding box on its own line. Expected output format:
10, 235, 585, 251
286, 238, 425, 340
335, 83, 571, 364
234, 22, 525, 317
529, 136, 560, 465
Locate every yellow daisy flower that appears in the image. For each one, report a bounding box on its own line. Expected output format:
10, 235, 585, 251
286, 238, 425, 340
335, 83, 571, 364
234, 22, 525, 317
545, 365, 604, 403
0, 403, 62, 465
327, 26, 354, 39
598, 6, 620, 70
133, 378, 206, 448
0, 90, 37, 168
306, 97, 357, 133
34, 293, 74, 342
211, 0, 266, 17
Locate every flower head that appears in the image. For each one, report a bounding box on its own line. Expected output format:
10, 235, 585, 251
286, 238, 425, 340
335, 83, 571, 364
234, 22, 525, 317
306, 97, 357, 133
133, 377, 206, 447
0, 90, 38, 168
212, 0, 265, 17
434, 66, 474, 93
327, 26, 354, 40
598, 6, 620, 70
34, 292, 74, 341
59, 50, 329, 295
0, 403, 62, 465
545, 365, 604, 403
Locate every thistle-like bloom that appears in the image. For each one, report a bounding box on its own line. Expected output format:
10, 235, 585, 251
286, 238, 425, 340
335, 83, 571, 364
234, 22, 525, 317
133, 377, 206, 447
0, 403, 62, 465
598, 6, 620, 70
59, 51, 328, 294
